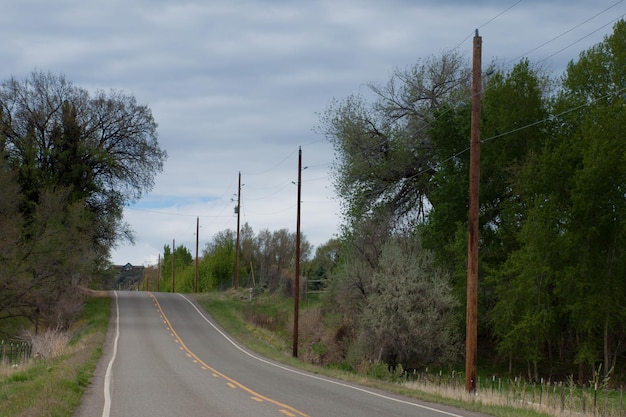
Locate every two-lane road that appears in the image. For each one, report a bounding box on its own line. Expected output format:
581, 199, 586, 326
75, 291, 487, 417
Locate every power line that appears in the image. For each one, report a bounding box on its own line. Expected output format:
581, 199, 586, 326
429, 84, 626, 177
452, 0, 523, 52
129, 5, 625, 226
537, 13, 626, 65
324, 5, 626, 178
507, 0, 624, 65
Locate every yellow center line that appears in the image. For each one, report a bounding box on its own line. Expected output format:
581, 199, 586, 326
149, 292, 310, 417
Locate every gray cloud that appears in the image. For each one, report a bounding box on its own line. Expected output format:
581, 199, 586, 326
1, 0, 623, 265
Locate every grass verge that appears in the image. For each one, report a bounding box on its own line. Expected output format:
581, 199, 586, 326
0, 294, 110, 417
194, 290, 553, 417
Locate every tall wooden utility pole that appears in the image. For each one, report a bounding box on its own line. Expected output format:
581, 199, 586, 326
172, 238, 176, 293
292, 147, 302, 358
157, 254, 161, 291
466, 29, 482, 393
234, 171, 242, 290
195, 216, 199, 293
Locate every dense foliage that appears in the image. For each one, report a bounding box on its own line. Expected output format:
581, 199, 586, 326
0, 71, 166, 336
319, 21, 626, 381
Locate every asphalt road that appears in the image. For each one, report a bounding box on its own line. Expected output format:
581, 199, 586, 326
75, 291, 488, 417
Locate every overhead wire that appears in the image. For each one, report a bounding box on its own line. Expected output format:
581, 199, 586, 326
411, 84, 626, 181
231, 2, 529, 212
129, 1, 546, 222
130, 2, 625, 223
324, 0, 626, 176
507, 0, 624, 66
537, 12, 626, 65
451, 0, 523, 53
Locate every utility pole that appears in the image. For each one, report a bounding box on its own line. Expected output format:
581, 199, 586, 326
292, 147, 302, 358
466, 29, 482, 393
195, 216, 199, 293
172, 238, 176, 293
157, 253, 161, 291
235, 171, 241, 290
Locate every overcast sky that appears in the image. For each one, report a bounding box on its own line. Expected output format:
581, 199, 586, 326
2, 0, 625, 266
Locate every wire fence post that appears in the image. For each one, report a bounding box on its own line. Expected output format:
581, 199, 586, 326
0, 340, 33, 364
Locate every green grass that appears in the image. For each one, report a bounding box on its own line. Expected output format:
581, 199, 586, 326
194, 289, 558, 417
195, 291, 294, 360
0, 295, 110, 417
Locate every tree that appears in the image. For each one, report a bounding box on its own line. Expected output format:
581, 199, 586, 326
202, 229, 237, 289
515, 20, 626, 379
0, 173, 95, 330
318, 51, 471, 232
239, 223, 256, 286
160, 243, 193, 292
307, 238, 342, 291
254, 228, 311, 291
325, 220, 460, 370
0, 71, 166, 262
486, 21, 626, 380
0, 71, 165, 334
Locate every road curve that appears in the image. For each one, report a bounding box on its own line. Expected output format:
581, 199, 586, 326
75, 291, 489, 417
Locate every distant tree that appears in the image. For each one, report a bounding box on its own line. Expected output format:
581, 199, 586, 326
307, 238, 342, 291
202, 229, 237, 289
160, 243, 193, 292
254, 228, 311, 291
239, 223, 256, 285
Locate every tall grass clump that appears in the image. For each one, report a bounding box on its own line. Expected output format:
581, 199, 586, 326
0, 295, 110, 417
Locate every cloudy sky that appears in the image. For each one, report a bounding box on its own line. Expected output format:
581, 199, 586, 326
2, 0, 624, 266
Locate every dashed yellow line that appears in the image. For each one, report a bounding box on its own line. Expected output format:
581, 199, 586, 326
149, 292, 310, 417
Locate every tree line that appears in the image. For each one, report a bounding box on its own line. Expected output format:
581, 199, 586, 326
316, 21, 626, 382
143, 224, 313, 294
0, 71, 166, 337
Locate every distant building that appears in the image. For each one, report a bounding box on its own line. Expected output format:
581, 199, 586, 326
114, 263, 144, 289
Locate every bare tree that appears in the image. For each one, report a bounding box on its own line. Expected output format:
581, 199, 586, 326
318, 51, 470, 230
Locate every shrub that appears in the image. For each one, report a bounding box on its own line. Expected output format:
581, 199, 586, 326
21, 329, 70, 360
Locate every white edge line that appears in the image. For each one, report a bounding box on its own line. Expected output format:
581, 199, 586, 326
102, 291, 119, 417
178, 293, 464, 417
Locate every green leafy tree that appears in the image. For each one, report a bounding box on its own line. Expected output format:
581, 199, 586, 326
202, 229, 237, 290
160, 244, 193, 292
488, 21, 626, 380
306, 238, 342, 291
529, 20, 626, 378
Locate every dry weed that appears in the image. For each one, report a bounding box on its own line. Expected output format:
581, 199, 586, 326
21, 329, 70, 360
